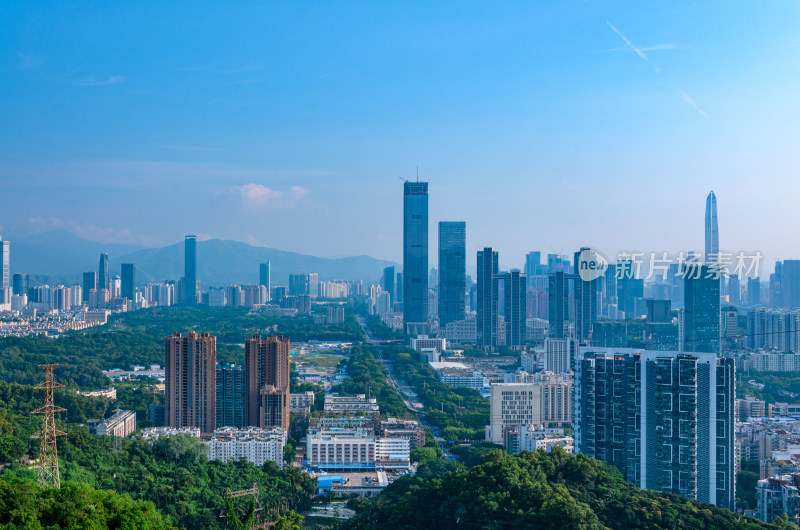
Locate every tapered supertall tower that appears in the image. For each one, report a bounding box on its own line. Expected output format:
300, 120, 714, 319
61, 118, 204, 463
32, 364, 66, 489
705, 191, 719, 263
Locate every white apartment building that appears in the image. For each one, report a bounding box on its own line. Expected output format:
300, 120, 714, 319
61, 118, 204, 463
205, 427, 286, 468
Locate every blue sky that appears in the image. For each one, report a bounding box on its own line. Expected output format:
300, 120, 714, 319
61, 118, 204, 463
1, 1, 799, 271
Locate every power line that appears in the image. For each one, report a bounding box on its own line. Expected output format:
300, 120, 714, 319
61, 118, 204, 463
32, 364, 66, 489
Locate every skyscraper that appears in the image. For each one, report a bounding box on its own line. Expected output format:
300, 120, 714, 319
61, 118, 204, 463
748, 277, 761, 306
244, 334, 290, 430
98, 252, 109, 292
403, 181, 429, 332
12, 273, 27, 296
683, 264, 721, 354
499, 270, 527, 349
0, 237, 9, 290
382, 266, 395, 306
289, 273, 310, 296
216, 363, 245, 429
705, 191, 719, 263
573, 248, 599, 342
438, 222, 466, 329
121, 263, 136, 301
476, 248, 498, 350
82, 271, 97, 303
259, 261, 271, 291
184, 235, 197, 306
575, 347, 735, 510
548, 272, 569, 339
165, 331, 217, 433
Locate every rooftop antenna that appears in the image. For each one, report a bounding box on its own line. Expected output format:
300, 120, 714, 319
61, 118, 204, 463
398, 176, 409, 183
416, 165, 419, 183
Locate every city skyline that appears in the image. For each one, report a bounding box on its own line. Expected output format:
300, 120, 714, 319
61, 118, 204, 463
2, 2, 799, 268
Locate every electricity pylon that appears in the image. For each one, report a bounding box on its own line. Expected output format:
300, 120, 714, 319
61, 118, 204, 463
32, 364, 66, 489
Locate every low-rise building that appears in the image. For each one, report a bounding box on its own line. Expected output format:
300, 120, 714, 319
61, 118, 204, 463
140, 426, 200, 441
503, 425, 573, 454
290, 391, 316, 414
205, 427, 286, 468
79, 388, 117, 400
378, 418, 425, 450
324, 394, 379, 414
756, 474, 800, 525
306, 427, 410, 471
89, 410, 136, 437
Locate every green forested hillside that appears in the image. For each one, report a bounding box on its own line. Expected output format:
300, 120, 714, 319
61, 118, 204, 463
343, 448, 787, 530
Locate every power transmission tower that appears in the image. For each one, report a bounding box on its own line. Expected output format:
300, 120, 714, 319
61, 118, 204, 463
32, 364, 66, 489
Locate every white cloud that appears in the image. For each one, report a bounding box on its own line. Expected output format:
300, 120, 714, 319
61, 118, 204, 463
235, 184, 310, 209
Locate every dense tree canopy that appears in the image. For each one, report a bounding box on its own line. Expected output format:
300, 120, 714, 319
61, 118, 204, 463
0, 476, 174, 529
344, 448, 783, 530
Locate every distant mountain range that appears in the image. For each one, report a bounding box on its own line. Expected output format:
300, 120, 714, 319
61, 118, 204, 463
9, 230, 398, 287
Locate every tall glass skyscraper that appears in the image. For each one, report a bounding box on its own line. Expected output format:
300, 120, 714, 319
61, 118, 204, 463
98, 252, 109, 291
477, 247, 498, 350
705, 191, 719, 263
382, 266, 395, 306
574, 248, 599, 342
403, 181, 428, 331
683, 264, 720, 354
259, 261, 271, 289
438, 222, 465, 329
121, 263, 135, 301
184, 235, 197, 306
548, 271, 569, 339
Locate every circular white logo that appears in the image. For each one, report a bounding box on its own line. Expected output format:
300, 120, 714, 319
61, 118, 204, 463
577, 248, 608, 282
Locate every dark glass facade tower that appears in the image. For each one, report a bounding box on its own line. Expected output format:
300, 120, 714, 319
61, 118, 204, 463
438, 222, 465, 329
403, 181, 428, 331
476, 248, 498, 350
184, 235, 197, 306
548, 272, 569, 338
705, 191, 719, 262
121, 263, 135, 301
98, 252, 109, 291
573, 248, 599, 342
216, 363, 245, 429
500, 269, 526, 349
747, 278, 761, 306
684, 264, 721, 354
82, 271, 97, 303
382, 266, 395, 306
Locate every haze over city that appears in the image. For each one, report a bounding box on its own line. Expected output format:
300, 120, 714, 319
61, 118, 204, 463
2, 1, 799, 269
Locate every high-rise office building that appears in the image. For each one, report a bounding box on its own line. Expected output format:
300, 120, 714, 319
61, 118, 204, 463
683, 265, 721, 354
748, 277, 761, 306
0, 237, 9, 290
573, 248, 598, 342
308, 273, 319, 298
498, 270, 526, 349
289, 273, 310, 296
382, 266, 395, 306
548, 272, 569, 339
184, 235, 197, 306
244, 334, 290, 430
646, 299, 672, 323
165, 331, 217, 433
98, 252, 109, 292
121, 263, 135, 301
575, 347, 735, 510
259, 261, 271, 291
12, 273, 27, 296
438, 222, 466, 329
216, 363, 245, 429
402, 181, 429, 332
705, 191, 719, 263
781, 260, 800, 308
728, 275, 741, 305
477, 248, 499, 350
82, 271, 97, 303
395, 272, 403, 311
